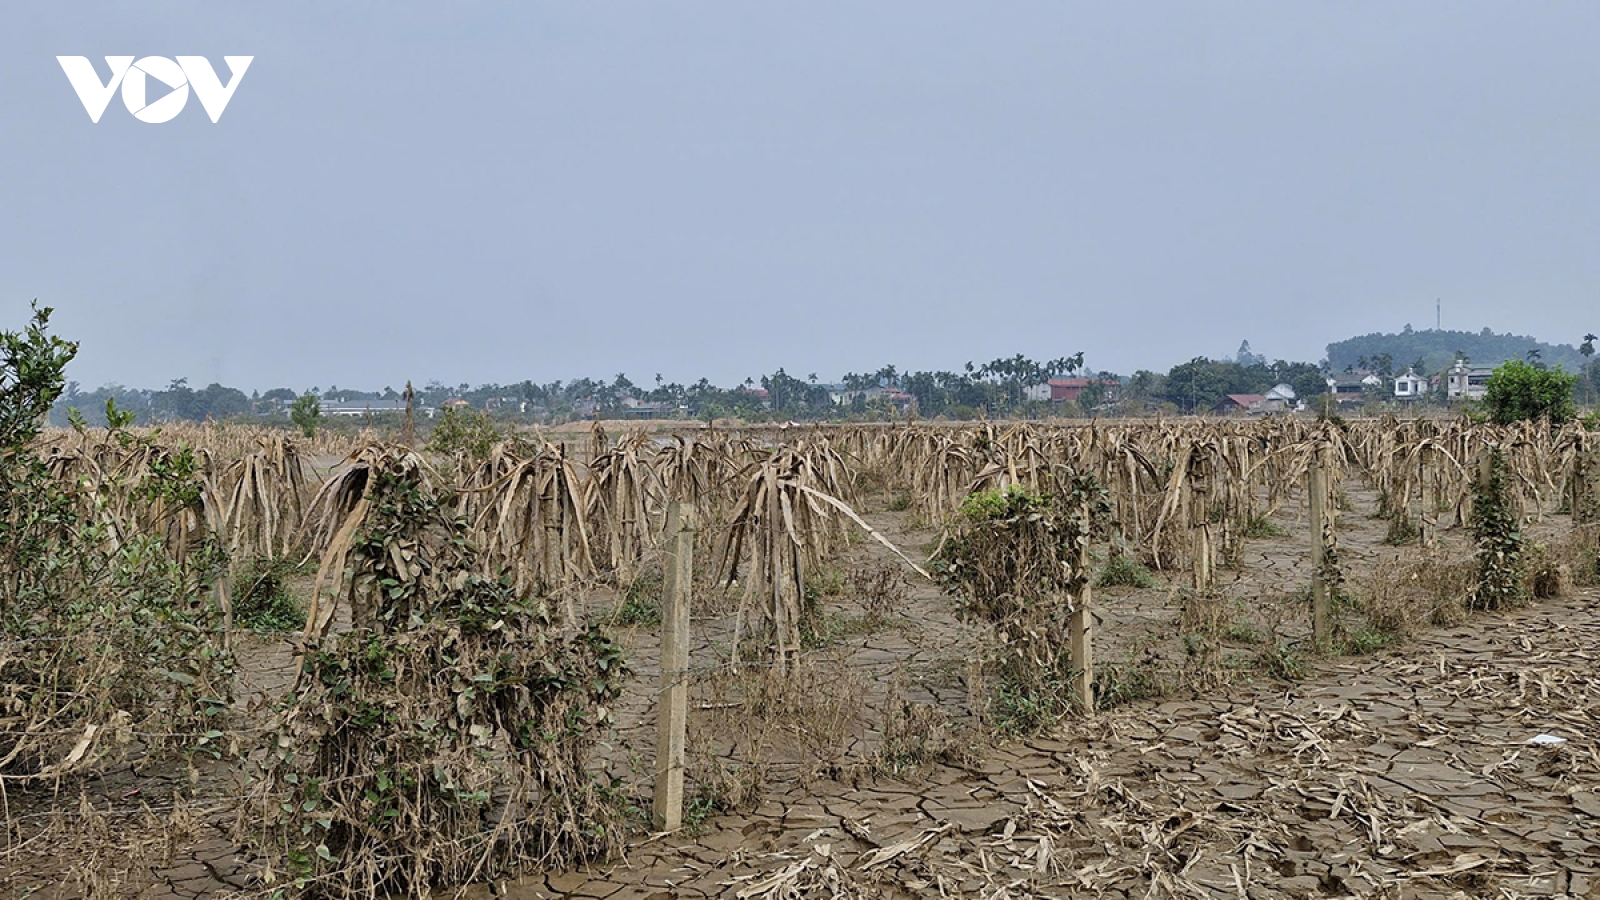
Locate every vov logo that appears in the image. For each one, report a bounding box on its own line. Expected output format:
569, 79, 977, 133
57, 56, 253, 123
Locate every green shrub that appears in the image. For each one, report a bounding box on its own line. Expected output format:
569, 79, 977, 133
1242, 514, 1285, 538
1097, 553, 1157, 588
1483, 360, 1577, 425
1382, 514, 1418, 546
425, 405, 502, 460
289, 393, 321, 438
233, 557, 304, 632
1256, 644, 1309, 681
934, 473, 1109, 735
1095, 649, 1172, 709
1468, 449, 1526, 611
610, 573, 662, 627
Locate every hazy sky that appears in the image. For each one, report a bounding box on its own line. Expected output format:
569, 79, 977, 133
3, 3, 1597, 392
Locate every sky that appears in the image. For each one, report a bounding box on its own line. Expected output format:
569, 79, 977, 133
2, 2, 1598, 393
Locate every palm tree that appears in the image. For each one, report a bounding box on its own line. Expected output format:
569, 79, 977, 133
1581, 334, 1596, 359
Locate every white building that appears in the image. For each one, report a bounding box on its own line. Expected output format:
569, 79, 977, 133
1325, 373, 1382, 404
1446, 361, 1494, 400
1263, 383, 1296, 403
1392, 369, 1429, 401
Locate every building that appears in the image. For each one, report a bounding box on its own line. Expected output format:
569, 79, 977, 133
1392, 369, 1429, 401
619, 397, 676, 419
322, 397, 413, 417
1214, 393, 1269, 414
825, 384, 886, 405
1446, 361, 1494, 400
882, 388, 915, 413
1023, 378, 1122, 405
1263, 383, 1296, 404
1325, 373, 1382, 404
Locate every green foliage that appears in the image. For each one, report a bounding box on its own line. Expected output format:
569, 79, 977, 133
1225, 620, 1263, 644
1242, 514, 1285, 538
956, 484, 1048, 524
609, 571, 662, 627
290, 392, 322, 437
424, 405, 502, 460
1097, 553, 1157, 588
253, 457, 629, 895
152, 378, 252, 421
1328, 328, 1585, 377
937, 480, 1107, 619
1344, 627, 1398, 655
2, 304, 235, 777
1095, 648, 1172, 709
1, 304, 81, 612
1468, 449, 1526, 611
989, 670, 1077, 737
1256, 643, 1309, 681
934, 471, 1109, 734
1382, 514, 1418, 546
1, 304, 80, 451
798, 565, 849, 648
1159, 357, 1253, 413
234, 557, 305, 632
105, 396, 136, 428
1483, 360, 1577, 425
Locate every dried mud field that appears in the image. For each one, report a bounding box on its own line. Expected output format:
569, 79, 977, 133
5, 486, 1599, 899
529, 590, 1600, 899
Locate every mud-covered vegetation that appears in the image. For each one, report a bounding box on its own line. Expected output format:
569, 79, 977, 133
6, 304, 1600, 897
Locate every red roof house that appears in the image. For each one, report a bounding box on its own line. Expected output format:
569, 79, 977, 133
1214, 393, 1268, 414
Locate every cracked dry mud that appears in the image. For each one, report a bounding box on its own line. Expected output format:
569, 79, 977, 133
503, 590, 1600, 900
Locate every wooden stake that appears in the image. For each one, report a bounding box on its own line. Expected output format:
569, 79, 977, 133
1574, 447, 1600, 525
1309, 444, 1330, 651
1191, 523, 1213, 595
1419, 446, 1436, 547
653, 501, 694, 832
1069, 584, 1094, 714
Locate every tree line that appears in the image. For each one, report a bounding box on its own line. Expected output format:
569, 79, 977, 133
48, 336, 1600, 427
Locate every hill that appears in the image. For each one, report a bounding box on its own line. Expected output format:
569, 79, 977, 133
1326, 327, 1585, 375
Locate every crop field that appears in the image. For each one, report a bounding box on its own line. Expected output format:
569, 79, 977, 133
2, 416, 1598, 899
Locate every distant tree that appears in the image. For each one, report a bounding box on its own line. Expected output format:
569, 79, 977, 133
197, 382, 250, 418
1482, 360, 1577, 425
425, 405, 501, 460
290, 392, 322, 438
1327, 328, 1584, 376
1160, 358, 1246, 413
1126, 370, 1163, 403
1290, 369, 1329, 402
1581, 333, 1596, 359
